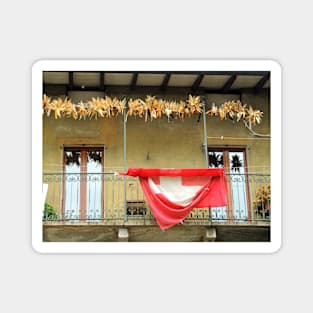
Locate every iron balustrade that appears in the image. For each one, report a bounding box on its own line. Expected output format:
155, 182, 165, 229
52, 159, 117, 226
42, 172, 270, 225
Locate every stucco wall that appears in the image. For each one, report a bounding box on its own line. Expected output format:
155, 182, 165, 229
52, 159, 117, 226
43, 89, 270, 173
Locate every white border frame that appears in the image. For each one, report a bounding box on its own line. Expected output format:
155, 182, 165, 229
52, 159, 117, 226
32, 59, 282, 254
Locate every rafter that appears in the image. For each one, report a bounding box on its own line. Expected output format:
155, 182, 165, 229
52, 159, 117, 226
69, 72, 74, 88
66, 71, 74, 96
222, 74, 237, 92
254, 73, 270, 92
131, 73, 138, 90
100, 72, 105, 91
161, 73, 171, 91
192, 74, 204, 92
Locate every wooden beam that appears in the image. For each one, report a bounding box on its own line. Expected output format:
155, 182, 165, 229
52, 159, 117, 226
192, 74, 204, 92
44, 70, 270, 76
67, 72, 74, 96
43, 83, 243, 95
130, 73, 138, 90
161, 73, 171, 91
254, 73, 270, 92
99, 72, 105, 91
101, 70, 270, 76
69, 72, 74, 88
222, 74, 237, 92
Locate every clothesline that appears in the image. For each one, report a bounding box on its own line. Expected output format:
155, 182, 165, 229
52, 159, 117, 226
207, 135, 270, 140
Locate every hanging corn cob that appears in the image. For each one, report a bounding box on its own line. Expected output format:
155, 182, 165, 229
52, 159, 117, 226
42, 94, 263, 125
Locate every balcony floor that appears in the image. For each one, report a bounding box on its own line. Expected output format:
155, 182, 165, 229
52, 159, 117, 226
43, 223, 270, 242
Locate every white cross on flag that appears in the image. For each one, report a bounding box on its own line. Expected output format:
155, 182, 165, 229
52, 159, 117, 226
123, 168, 228, 230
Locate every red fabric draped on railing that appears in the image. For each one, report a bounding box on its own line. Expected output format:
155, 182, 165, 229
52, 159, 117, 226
122, 168, 228, 230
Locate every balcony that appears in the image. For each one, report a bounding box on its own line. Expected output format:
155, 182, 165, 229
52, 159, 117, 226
43, 172, 271, 226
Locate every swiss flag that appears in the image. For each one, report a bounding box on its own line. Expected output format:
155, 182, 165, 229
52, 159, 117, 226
123, 168, 228, 230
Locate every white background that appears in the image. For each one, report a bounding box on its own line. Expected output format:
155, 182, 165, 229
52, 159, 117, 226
0, 0, 311, 312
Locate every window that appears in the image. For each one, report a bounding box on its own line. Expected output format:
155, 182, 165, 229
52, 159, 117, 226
63, 146, 104, 220
208, 147, 250, 221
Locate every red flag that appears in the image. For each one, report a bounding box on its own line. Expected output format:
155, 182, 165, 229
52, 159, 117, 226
124, 168, 228, 230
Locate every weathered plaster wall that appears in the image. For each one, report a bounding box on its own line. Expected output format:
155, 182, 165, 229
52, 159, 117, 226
43, 89, 270, 173
204, 91, 270, 173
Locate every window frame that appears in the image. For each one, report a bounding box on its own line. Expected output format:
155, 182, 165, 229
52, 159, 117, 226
62, 145, 105, 220
207, 146, 252, 222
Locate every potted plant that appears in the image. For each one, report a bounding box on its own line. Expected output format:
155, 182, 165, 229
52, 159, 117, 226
43, 203, 58, 220
253, 185, 271, 218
